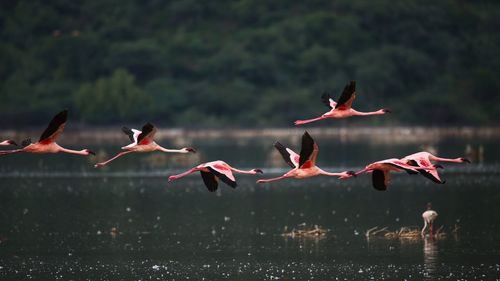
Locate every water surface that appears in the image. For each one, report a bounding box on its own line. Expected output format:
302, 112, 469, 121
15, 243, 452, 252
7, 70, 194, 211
0, 138, 499, 280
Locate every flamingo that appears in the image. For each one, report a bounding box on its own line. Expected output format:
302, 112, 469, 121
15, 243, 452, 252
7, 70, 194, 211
168, 160, 263, 192
294, 81, 390, 125
354, 158, 433, 191
421, 203, 438, 238
0, 110, 94, 157
256, 131, 355, 183
401, 151, 471, 184
94, 123, 196, 168
0, 140, 17, 146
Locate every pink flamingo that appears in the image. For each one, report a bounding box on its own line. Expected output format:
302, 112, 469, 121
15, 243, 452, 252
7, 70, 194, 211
421, 203, 438, 238
168, 160, 263, 192
257, 131, 355, 183
294, 81, 390, 125
354, 158, 433, 191
0, 110, 94, 157
401, 151, 470, 184
94, 123, 196, 168
0, 140, 17, 146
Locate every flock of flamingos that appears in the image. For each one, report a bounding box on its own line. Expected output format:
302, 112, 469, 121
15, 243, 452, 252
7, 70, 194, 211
1, 81, 470, 237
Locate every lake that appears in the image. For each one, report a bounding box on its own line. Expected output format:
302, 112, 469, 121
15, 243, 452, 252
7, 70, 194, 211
0, 135, 499, 280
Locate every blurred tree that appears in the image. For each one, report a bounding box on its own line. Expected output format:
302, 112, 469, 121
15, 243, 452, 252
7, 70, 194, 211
74, 68, 150, 122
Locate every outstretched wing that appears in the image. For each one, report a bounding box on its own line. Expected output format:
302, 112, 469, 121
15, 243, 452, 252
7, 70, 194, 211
335, 81, 356, 110
122, 127, 142, 143
200, 171, 219, 192
320, 92, 337, 109
122, 127, 135, 142
207, 166, 237, 188
39, 110, 68, 143
298, 131, 318, 168
384, 159, 420, 174
406, 159, 444, 184
274, 142, 299, 168
372, 169, 389, 191
137, 123, 157, 145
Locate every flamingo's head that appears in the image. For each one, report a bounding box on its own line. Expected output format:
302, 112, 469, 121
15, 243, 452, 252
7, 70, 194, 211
168, 175, 177, 182
183, 147, 197, 153
460, 157, 471, 163
382, 108, 392, 113
84, 149, 95, 156
6, 140, 18, 146
252, 169, 264, 174
339, 171, 356, 179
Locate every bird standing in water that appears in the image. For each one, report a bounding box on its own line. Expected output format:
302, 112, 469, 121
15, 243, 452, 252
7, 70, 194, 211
422, 203, 438, 238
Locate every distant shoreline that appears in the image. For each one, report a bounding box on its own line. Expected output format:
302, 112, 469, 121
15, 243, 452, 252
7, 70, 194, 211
1, 126, 499, 145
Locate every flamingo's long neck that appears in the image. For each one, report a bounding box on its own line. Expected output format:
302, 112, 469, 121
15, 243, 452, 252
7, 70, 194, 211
421, 220, 428, 237
230, 167, 256, 175
429, 156, 463, 163
318, 168, 345, 177
156, 145, 188, 154
352, 109, 386, 116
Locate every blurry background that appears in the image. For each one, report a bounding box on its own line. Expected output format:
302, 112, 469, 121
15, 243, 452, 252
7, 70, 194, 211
0, 0, 499, 128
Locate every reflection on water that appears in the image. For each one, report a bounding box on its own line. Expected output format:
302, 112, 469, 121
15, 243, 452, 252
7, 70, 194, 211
423, 238, 438, 279
0, 138, 499, 280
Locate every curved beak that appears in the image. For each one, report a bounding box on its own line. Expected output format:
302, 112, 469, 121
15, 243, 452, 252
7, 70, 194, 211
186, 147, 197, 153
382, 108, 392, 113
460, 158, 471, 163
7, 140, 18, 146
254, 169, 264, 174
347, 171, 357, 177
87, 150, 96, 156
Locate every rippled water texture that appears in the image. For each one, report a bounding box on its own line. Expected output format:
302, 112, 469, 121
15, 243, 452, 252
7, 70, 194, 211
0, 137, 499, 280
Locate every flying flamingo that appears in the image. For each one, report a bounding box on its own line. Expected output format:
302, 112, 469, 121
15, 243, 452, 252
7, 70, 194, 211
354, 158, 433, 191
0, 140, 17, 146
401, 151, 471, 184
421, 203, 438, 238
0, 110, 95, 157
94, 123, 196, 168
168, 160, 263, 192
294, 81, 390, 125
256, 131, 355, 183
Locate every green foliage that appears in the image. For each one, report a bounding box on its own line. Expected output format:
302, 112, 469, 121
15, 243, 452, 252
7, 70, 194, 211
0, 0, 499, 127
74, 68, 150, 122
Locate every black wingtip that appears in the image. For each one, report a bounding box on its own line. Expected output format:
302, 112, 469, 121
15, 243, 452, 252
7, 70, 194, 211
303, 131, 312, 139
349, 80, 356, 90
21, 138, 32, 147
434, 164, 444, 169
